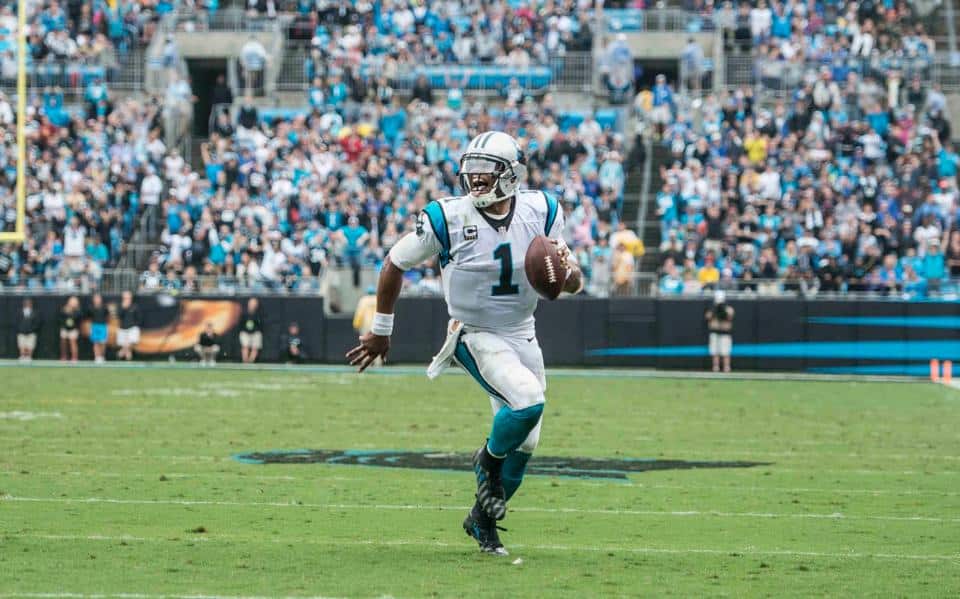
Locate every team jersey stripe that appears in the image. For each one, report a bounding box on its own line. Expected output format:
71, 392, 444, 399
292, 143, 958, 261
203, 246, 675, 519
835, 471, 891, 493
543, 191, 559, 236
422, 200, 451, 266
455, 340, 509, 404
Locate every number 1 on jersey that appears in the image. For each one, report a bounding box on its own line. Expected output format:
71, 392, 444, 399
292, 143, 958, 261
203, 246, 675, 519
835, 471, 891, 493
491, 243, 520, 296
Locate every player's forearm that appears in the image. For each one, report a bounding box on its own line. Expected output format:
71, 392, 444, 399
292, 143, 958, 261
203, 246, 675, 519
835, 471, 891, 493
375, 259, 405, 315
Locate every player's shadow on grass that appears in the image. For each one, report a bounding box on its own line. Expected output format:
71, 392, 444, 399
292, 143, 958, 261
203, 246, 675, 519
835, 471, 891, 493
234, 449, 771, 480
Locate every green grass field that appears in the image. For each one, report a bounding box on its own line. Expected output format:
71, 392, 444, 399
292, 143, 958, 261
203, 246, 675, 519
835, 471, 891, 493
2, 365, 959, 598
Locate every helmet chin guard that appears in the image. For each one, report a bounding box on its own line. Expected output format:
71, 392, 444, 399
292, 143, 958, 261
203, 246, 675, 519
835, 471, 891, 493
469, 188, 503, 209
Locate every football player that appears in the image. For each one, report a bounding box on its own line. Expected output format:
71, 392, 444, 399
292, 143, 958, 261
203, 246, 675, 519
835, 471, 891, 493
348, 131, 583, 556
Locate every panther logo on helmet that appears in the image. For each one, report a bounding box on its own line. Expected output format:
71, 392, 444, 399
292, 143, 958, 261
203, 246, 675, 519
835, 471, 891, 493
459, 132, 528, 209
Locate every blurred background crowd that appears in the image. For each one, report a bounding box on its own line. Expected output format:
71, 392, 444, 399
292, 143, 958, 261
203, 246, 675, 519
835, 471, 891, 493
0, 0, 958, 301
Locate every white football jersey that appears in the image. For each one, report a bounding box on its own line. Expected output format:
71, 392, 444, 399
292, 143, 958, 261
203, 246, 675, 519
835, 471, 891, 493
390, 190, 563, 333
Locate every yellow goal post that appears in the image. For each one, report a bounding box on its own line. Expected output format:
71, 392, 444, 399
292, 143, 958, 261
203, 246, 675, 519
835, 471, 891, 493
0, 0, 27, 243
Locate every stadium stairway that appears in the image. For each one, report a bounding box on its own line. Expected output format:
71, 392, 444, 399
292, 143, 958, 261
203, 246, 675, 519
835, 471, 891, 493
278, 43, 309, 95
926, 0, 955, 39
621, 157, 645, 229
637, 142, 673, 273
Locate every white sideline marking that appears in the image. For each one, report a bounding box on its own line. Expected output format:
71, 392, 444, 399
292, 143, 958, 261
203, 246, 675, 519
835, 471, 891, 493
7, 470, 960, 497
6, 534, 960, 563
3, 496, 957, 523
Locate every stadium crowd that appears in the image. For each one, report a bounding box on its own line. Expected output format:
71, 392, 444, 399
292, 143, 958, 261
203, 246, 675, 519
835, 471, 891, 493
7, 0, 960, 300
163, 91, 628, 296
0, 87, 168, 291
738, 0, 936, 97
288, 0, 594, 72
1, 83, 629, 297
650, 72, 960, 297
0, 0, 166, 90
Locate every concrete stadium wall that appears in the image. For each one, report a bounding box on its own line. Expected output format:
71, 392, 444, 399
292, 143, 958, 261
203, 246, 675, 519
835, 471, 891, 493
1, 295, 957, 375
623, 32, 715, 60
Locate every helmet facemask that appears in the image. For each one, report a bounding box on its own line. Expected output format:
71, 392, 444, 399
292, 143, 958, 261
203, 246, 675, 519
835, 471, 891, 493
459, 154, 527, 209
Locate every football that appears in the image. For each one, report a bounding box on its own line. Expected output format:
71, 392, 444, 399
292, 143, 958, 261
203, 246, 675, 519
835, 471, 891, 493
525, 235, 565, 300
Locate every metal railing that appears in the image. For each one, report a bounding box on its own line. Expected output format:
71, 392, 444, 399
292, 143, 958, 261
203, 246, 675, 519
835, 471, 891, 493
929, 53, 960, 90
111, 47, 146, 91
942, 0, 959, 61
276, 43, 307, 91
724, 54, 942, 94
124, 244, 164, 270
0, 57, 126, 96
551, 52, 594, 93
4, 266, 957, 302
597, 8, 709, 33
652, 278, 960, 301
275, 47, 594, 96
0, 269, 327, 296
169, 9, 285, 33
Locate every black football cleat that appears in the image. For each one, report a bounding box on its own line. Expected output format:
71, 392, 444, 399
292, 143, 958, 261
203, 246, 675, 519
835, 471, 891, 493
473, 443, 507, 521
463, 505, 508, 556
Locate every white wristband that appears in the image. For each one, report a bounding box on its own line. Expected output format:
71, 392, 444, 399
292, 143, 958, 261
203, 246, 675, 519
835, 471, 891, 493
371, 312, 394, 336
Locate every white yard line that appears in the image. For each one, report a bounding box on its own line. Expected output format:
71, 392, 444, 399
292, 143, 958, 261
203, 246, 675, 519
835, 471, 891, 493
5, 533, 959, 563
6, 470, 960, 496
0, 593, 342, 599
3, 496, 957, 523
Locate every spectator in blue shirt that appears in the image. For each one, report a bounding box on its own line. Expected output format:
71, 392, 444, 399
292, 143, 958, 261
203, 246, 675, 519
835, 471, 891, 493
902, 264, 927, 298
598, 150, 625, 202
328, 73, 349, 107
865, 104, 890, 137
379, 100, 406, 145
651, 74, 675, 138
308, 78, 325, 110
84, 77, 109, 119
923, 240, 947, 291
86, 235, 110, 265
934, 131, 959, 179
659, 259, 684, 295
340, 215, 369, 268
656, 182, 679, 237
42, 3, 66, 32
771, 4, 792, 38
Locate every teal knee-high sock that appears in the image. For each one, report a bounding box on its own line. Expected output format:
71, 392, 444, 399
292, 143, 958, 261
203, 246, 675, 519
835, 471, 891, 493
487, 404, 543, 457
502, 450, 532, 501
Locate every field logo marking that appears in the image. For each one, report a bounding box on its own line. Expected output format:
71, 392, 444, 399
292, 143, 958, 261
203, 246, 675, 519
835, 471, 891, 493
231, 449, 769, 480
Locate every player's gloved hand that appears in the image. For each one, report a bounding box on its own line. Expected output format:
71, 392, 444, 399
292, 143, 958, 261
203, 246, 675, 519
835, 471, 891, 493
346, 333, 390, 372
